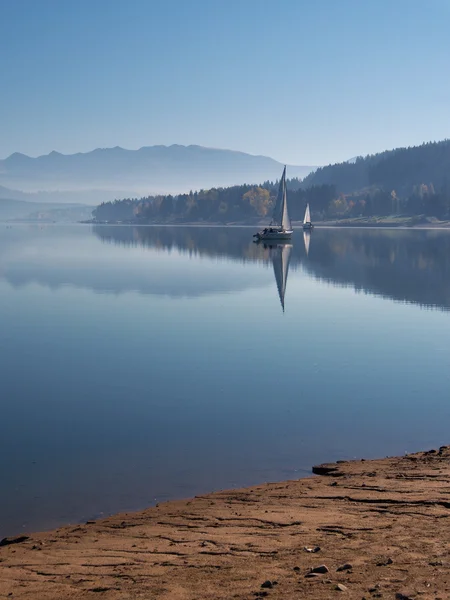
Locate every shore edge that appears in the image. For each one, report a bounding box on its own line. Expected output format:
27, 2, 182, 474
2, 446, 450, 599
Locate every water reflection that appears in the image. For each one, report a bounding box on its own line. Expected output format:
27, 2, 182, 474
303, 230, 311, 257
93, 225, 450, 311
2, 225, 450, 310
0, 225, 269, 297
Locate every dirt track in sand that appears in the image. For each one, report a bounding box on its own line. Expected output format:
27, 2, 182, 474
1, 447, 450, 599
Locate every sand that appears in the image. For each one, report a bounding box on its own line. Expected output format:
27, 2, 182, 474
1, 446, 450, 599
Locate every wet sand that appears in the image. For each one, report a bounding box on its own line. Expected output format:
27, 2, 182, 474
1, 447, 450, 599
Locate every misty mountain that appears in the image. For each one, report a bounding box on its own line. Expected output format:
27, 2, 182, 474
0, 145, 316, 204
0, 184, 133, 206
0, 197, 92, 222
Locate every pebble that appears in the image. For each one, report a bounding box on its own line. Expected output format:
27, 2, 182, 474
376, 557, 393, 566
312, 464, 340, 476
336, 563, 352, 572
261, 581, 273, 589
304, 546, 321, 553
310, 564, 329, 574
336, 583, 348, 591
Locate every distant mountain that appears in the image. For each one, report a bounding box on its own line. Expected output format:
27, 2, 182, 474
0, 145, 317, 204
0, 197, 92, 222
0, 184, 133, 206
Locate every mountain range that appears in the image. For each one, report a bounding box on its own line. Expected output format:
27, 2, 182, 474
0, 145, 317, 205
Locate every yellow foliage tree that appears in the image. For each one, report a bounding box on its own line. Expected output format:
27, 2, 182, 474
243, 187, 271, 217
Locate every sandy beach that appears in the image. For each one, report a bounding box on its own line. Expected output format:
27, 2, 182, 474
2, 446, 450, 599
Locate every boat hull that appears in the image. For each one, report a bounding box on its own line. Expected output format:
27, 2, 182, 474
303, 223, 314, 230
254, 229, 293, 241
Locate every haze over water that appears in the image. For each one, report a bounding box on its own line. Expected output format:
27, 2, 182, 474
1, 225, 450, 537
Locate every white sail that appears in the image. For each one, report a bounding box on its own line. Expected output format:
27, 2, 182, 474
281, 177, 292, 231
303, 203, 311, 225
271, 166, 286, 227
272, 243, 292, 312
270, 166, 291, 231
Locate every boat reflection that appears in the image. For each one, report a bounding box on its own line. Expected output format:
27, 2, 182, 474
261, 241, 292, 312
303, 230, 311, 257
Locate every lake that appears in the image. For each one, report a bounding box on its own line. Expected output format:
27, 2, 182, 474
2, 224, 450, 537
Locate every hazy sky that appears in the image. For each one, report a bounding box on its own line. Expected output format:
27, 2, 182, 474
1, 0, 449, 165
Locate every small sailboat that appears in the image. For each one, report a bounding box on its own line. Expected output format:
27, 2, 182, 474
303, 203, 313, 230
254, 166, 293, 241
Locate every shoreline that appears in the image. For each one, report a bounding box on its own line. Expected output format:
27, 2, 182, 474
82, 218, 450, 230
6, 218, 450, 230
2, 446, 450, 599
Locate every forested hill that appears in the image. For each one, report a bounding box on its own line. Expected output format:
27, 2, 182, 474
92, 139, 450, 223
302, 139, 450, 195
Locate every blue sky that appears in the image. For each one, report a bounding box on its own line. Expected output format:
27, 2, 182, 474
1, 0, 449, 165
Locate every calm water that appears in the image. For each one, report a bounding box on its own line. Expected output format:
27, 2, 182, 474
2, 224, 450, 537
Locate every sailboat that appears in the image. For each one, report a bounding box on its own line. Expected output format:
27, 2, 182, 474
303, 203, 313, 230
265, 242, 292, 312
254, 166, 293, 241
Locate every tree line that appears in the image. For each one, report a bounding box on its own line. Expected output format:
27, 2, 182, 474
92, 181, 336, 224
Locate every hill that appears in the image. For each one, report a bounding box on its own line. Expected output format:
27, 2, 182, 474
299, 139, 450, 219
0, 145, 316, 203
302, 139, 450, 195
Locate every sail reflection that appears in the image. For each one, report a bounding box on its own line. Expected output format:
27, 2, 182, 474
260, 242, 292, 312
303, 231, 311, 257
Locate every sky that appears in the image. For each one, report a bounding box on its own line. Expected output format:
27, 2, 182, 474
1, 0, 450, 165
